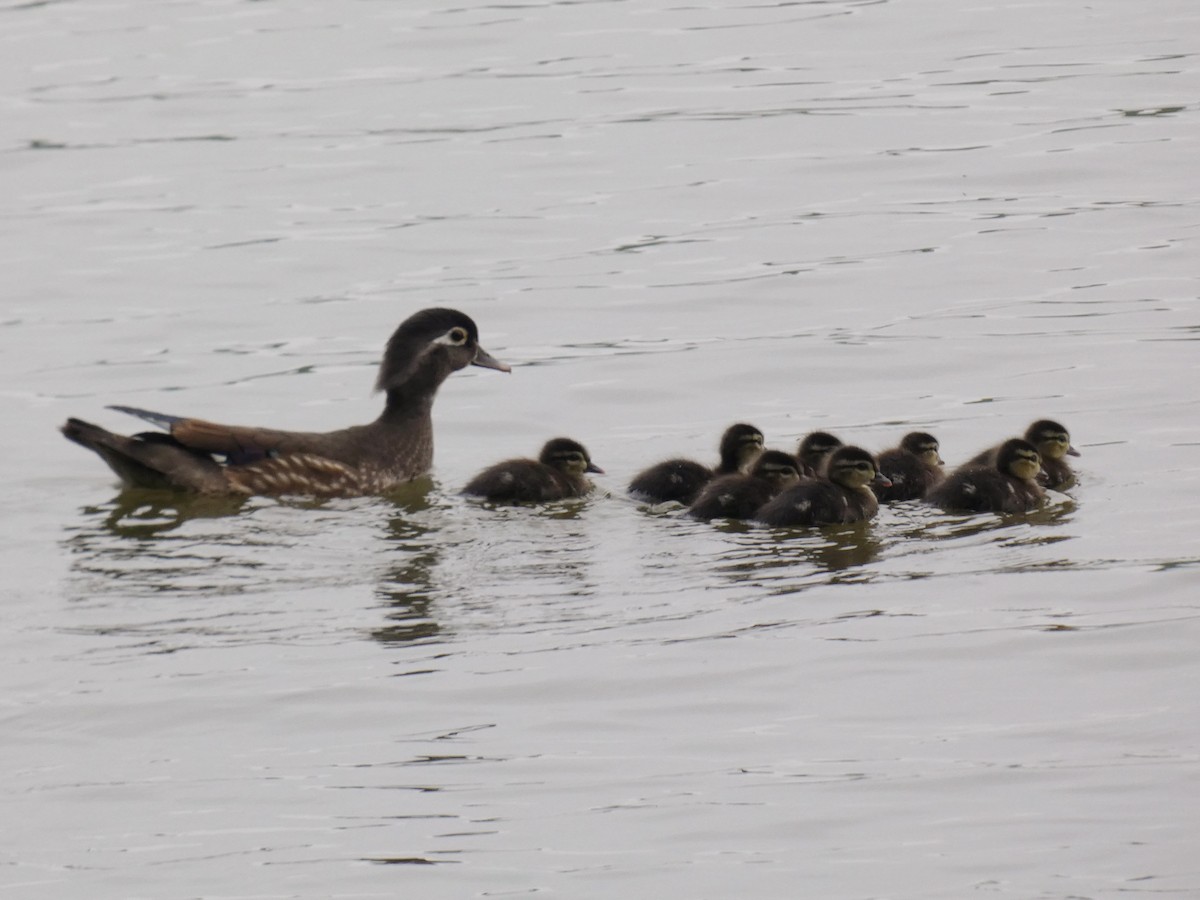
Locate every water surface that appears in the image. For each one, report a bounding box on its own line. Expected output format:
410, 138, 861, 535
3, 0, 1199, 897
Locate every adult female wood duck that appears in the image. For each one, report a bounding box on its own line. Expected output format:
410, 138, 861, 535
61, 308, 509, 497
686, 450, 802, 521
966, 419, 1080, 489
795, 431, 843, 477
463, 438, 602, 503
628, 423, 764, 505
874, 431, 945, 502
926, 437, 1045, 514
756, 446, 890, 527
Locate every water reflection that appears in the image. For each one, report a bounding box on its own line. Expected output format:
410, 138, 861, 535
372, 509, 440, 647
74, 489, 248, 538
712, 520, 885, 583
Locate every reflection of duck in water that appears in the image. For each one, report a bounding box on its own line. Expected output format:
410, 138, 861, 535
795, 431, 843, 477
687, 450, 802, 521
756, 446, 890, 527
926, 438, 1045, 514
628, 423, 764, 505
463, 438, 603, 504
966, 419, 1080, 489
60, 308, 509, 497
874, 431, 945, 502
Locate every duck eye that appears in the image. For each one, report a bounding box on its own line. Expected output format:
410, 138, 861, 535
448, 327, 468, 345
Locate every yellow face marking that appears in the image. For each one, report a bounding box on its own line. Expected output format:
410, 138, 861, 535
834, 460, 876, 489
1038, 434, 1071, 460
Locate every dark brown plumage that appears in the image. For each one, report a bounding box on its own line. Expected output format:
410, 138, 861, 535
756, 446, 890, 527
874, 431, 945, 502
686, 450, 802, 521
927, 437, 1045, 514
795, 431, 844, 478
628, 423, 764, 504
463, 438, 602, 503
966, 419, 1080, 489
61, 308, 509, 497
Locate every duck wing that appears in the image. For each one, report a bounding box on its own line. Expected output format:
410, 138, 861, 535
108, 404, 326, 465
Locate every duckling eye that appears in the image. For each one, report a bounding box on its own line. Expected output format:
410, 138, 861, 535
448, 327, 469, 345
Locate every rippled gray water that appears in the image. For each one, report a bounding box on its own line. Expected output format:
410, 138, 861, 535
4, 0, 1199, 897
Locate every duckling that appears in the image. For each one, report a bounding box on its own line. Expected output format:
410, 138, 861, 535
795, 431, 843, 477
628, 423, 764, 504
60, 308, 510, 497
756, 446, 891, 527
463, 437, 602, 504
874, 431, 945, 502
967, 419, 1080, 489
926, 437, 1045, 514
687, 450, 803, 521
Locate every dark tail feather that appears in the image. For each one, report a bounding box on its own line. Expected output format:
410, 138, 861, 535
62, 418, 229, 493
106, 405, 184, 431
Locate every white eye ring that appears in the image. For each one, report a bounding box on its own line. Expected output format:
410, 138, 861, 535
436, 327, 470, 346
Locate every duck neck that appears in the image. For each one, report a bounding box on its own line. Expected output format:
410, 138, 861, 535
376, 358, 452, 424
379, 384, 436, 424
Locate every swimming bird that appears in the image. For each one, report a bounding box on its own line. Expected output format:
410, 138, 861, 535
463, 437, 602, 503
874, 431, 945, 502
628, 423, 764, 505
61, 308, 509, 497
756, 446, 890, 527
966, 419, 1080, 489
795, 431, 843, 477
926, 437, 1045, 514
686, 450, 802, 521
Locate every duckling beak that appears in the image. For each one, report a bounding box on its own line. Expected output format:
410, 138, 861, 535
872, 472, 893, 488
472, 345, 511, 373
586, 461, 604, 474
1067, 445, 1081, 457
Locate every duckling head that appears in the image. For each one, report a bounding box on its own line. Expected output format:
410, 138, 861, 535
797, 431, 843, 473
900, 431, 944, 467
1025, 419, 1079, 461
828, 446, 891, 491
720, 423, 765, 472
750, 450, 802, 488
540, 437, 603, 476
997, 438, 1042, 482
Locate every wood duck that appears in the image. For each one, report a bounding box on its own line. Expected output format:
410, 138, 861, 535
927, 437, 1045, 514
966, 419, 1080, 489
686, 450, 802, 521
756, 446, 890, 527
61, 308, 509, 497
628, 423, 764, 505
463, 438, 602, 503
795, 431, 843, 477
874, 431, 945, 502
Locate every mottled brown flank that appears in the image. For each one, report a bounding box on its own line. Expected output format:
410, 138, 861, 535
228, 454, 366, 497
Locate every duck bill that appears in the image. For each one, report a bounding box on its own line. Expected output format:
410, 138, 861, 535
586, 462, 605, 474
472, 346, 511, 373
1067, 445, 1081, 457
872, 473, 893, 488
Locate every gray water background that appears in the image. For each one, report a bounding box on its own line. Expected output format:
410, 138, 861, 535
2, 0, 1199, 897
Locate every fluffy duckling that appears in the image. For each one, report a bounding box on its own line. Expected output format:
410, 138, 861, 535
464, 438, 602, 504
795, 431, 843, 477
927, 437, 1045, 514
756, 446, 891, 527
628, 423, 764, 505
967, 419, 1080, 489
687, 450, 803, 521
874, 431, 945, 502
